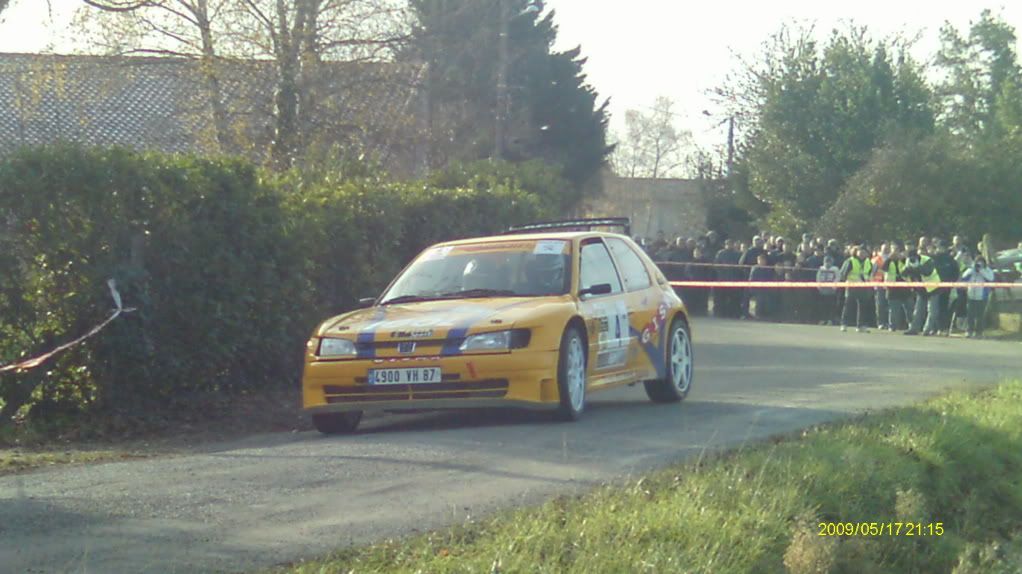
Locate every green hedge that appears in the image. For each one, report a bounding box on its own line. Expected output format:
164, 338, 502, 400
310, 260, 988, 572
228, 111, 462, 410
0, 146, 553, 425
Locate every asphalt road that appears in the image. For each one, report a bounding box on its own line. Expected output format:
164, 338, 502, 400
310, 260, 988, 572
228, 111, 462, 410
2, 319, 1020, 574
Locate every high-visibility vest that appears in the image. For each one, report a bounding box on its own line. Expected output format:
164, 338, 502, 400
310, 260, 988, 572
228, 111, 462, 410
846, 257, 873, 282
919, 255, 941, 293
871, 255, 886, 281
886, 260, 905, 282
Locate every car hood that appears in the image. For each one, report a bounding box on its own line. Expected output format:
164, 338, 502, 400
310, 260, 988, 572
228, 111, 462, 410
318, 297, 573, 341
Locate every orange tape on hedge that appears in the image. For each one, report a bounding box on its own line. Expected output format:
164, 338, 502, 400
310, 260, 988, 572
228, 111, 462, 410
0, 280, 135, 374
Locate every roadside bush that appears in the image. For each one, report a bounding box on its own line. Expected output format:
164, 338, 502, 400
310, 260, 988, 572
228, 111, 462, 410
280, 165, 552, 313
816, 133, 1022, 244
428, 159, 576, 214
0, 145, 554, 430
0, 146, 309, 423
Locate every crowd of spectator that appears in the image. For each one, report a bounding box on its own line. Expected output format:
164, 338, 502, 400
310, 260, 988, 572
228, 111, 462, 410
637, 230, 1017, 339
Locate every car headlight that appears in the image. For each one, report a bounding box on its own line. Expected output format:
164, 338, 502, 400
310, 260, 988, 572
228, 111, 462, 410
318, 338, 357, 357
459, 329, 530, 352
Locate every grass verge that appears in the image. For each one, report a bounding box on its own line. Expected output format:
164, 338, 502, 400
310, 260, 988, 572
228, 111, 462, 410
0, 448, 152, 475
272, 382, 1022, 574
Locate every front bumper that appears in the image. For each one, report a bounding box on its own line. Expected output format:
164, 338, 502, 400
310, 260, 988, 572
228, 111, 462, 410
302, 349, 560, 413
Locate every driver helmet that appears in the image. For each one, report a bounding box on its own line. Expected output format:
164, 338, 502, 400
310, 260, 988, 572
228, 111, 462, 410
524, 253, 566, 293
462, 257, 502, 290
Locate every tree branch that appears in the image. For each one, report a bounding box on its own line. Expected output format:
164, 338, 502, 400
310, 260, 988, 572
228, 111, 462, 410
82, 0, 159, 12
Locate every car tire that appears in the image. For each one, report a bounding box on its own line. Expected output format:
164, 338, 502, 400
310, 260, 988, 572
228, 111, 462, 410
312, 411, 363, 434
554, 325, 588, 421
644, 318, 693, 403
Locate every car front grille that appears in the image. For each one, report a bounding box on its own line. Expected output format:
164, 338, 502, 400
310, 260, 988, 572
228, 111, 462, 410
323, 379, 509, 403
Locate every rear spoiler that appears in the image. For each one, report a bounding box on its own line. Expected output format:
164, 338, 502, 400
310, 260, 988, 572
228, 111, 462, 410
504, 217, 631, 236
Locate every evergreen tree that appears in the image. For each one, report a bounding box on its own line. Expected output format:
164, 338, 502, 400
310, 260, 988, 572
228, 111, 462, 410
408, 0, 612, 207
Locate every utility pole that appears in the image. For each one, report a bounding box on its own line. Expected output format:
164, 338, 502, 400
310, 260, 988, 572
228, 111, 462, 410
495, 0, 510, 159
726, 115, 735, 175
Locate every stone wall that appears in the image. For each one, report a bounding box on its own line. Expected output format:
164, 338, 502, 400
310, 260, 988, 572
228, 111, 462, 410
580, 173, 710, 240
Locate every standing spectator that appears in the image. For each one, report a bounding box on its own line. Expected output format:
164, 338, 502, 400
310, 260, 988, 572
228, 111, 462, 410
660, 237, 677, 261
748, 253, 776, 319
949, 248, 973, 333
804, 247, 824, 270
665, 237, 692, 263
951, 235, 966, 255
714, 239, 743, 318
930, 241, 960, 334
884, 243, 911, 331
767, 238, 785, 264
961, 256, 995, 338
740, 236, 766, 267
739, 237, 767, 318
684, 247, 713, 316
825, 239, 845, 267
656, 238, 688, 290
686, 237, 699, 257
778, 261, 801, 322
872, 243, 891, 330
651, 230, 668, 256
903, 249, 942, 336
798, 248, 823, 323
839, 246, 874, 332
704, 230, 722, 255
798, 236, 814, 257
816, 255, 841, 326
776, 240, 797, 266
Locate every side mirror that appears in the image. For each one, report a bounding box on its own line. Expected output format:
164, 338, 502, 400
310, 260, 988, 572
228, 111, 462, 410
356, 297, 376, 309
579, 283, 612, 297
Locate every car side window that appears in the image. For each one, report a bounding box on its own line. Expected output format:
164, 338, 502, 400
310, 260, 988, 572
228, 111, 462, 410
606, 238, 652, 291
579, 240, 623, 295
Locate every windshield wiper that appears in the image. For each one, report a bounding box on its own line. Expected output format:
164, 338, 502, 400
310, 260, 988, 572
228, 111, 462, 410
436, 288, 520, 299
379, 294, 442, 306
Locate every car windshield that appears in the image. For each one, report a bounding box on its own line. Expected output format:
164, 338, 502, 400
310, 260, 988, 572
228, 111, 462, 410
380, 239, 572, 303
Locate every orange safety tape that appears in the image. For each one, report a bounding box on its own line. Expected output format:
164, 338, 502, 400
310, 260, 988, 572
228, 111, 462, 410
657, 260, 787, 270
0, 280, 135, 374
669, 280, 1020, 289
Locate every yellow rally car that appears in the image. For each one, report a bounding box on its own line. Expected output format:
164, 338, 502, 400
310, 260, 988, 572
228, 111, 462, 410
301, 218, 693, 434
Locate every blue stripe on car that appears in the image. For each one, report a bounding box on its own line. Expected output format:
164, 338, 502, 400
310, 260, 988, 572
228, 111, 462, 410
631, 326, 666, 379
440, 327, 470, 356
438, 300, 536, 357
356, 331, 376, 359
355, 307, 388, 359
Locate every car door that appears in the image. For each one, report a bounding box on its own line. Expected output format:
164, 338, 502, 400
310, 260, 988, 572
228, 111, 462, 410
576, 238, 633, 385
605, 237, 660, 382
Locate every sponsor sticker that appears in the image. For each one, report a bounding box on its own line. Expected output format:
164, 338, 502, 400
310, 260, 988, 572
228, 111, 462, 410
390, 329, 434, 339
452, 242, 534, 253
533, 240, 568, 255
421, 246, 454, 261
592, 301, 629, 370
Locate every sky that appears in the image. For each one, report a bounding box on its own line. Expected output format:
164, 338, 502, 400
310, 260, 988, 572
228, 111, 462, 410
2, 0, 1021, 151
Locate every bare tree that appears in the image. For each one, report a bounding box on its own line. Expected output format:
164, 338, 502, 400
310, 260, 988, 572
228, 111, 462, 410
80, 0, 236, 151
76, 0, 412, 166
611, 96, 693, 179
226, 0, 410, 167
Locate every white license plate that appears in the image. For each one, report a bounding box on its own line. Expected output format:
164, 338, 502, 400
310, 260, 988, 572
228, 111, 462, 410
368, 367, 442, 385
